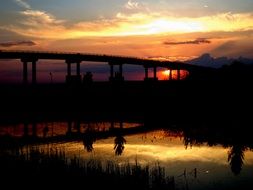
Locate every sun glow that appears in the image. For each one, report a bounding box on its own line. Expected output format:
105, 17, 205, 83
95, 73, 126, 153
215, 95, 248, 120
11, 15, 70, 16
4, 9, 253, 39
163, 70, 171, 77
162, 70, 190, 80
139, 19, 204, 35
116, 18, 204, 36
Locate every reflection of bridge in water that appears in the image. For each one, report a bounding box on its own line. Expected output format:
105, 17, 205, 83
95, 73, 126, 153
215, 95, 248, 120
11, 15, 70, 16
0, 50, 216, 84
1, 121, 253, 175
0, 121, 153, 146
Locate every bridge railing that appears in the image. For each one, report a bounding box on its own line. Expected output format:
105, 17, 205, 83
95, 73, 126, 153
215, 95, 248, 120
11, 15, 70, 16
0, 50, 192, 68
0, 49, 149, 60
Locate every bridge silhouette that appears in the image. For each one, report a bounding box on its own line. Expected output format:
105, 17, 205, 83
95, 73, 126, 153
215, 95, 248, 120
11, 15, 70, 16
0, 50, 215, 84
0, 122, 152, 147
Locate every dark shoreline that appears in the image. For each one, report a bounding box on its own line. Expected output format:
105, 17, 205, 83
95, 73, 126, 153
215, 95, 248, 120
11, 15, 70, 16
0, 80, 252, 125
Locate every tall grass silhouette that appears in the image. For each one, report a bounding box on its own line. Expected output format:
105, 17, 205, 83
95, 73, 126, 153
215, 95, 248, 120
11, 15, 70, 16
0, 147, 174, 190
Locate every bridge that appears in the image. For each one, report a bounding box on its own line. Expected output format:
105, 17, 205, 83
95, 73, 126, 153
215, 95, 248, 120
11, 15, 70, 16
0, 50, 215, 84
0, 122, 155, 149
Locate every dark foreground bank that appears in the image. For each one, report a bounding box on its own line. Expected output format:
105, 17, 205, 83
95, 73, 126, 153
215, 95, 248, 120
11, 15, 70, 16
0, 80, 252, 124
0, 148, 175, 190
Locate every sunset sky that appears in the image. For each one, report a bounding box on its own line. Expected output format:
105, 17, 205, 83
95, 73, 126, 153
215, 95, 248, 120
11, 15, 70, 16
0, 0, 253, 82
1, 0, 253, 58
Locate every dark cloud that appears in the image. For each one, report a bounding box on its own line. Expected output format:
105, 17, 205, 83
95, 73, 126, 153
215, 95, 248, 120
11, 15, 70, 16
211, 39, 253, 58
0, 40, 36, 47
164, 38, 211, 45
211, 41, 236, 54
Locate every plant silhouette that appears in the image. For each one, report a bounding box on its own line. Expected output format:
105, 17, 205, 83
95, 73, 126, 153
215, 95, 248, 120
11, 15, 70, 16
228, 145, 246, 175
114, 135, 126, 156
83, 128, 96, 152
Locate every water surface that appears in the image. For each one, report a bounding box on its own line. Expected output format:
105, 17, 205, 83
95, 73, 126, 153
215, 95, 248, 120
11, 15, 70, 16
1, 121, 253, 189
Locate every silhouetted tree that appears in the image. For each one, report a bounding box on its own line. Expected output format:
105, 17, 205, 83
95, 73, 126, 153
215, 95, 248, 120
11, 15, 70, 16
83, 129, 96, 152
83, 71, 93, 85
114, 135, 126, 156
220, 60, 253, 81
43, 125, 49, 138
49, 72, 53, 83
228, 145, 246, 175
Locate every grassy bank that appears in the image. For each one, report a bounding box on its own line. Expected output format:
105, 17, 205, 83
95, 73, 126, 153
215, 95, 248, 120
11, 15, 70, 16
0, 148, 174, 190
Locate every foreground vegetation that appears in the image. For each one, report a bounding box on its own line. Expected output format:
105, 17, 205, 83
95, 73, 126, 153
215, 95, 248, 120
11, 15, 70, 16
0, 148, 174, 190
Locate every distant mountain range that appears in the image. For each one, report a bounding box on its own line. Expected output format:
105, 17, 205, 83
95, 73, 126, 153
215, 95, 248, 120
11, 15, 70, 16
186, 53, 253, 68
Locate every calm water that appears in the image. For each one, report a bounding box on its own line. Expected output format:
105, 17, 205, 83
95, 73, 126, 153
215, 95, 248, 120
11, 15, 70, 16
1, 121, 253, 189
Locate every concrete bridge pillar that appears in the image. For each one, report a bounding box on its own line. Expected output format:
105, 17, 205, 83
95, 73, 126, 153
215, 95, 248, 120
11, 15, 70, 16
65, 59, 82, 84
23, 61, 28, 84
67, 62, 71, 77
32, 122, 37, 137
119, 64, 123, 78
21, 58, 38, 84
144, 66, 158, 81
144, 67, 148, 80
67, 121, 72, 135
110, 121, 115, 130
110, 64, 114, 80
23, 122, 28, 137
32, 61, 37, 84
75, 121, 81, 133
177, 69, 180, 80
169, 69, 173, 80
109, 62, 124, 82
76, 62, 81, 76
154, 67, 157, 79
154, 67, 157, 80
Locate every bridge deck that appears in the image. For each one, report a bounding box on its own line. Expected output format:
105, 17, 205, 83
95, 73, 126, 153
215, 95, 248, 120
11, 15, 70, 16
0, 125, 155, 146
0, 50, 212, 71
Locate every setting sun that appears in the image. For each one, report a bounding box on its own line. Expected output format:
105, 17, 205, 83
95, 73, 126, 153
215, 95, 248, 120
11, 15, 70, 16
162, 70, 171, 77
161, 69, 190, 80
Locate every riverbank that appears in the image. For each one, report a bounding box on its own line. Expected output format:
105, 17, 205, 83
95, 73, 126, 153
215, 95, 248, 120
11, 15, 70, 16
0, 80, 252, 124
0, 147, 175, 190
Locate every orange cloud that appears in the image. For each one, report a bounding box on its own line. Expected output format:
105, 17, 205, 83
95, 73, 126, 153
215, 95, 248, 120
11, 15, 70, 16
2, 6, 253, 40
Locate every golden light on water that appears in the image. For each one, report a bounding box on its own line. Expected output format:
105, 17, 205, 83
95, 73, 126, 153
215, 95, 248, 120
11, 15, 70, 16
37, 134, 253, 167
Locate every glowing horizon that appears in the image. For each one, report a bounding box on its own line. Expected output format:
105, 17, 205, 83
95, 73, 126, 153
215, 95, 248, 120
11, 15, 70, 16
2, 10, 253, 39
1, 0, 253, 78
